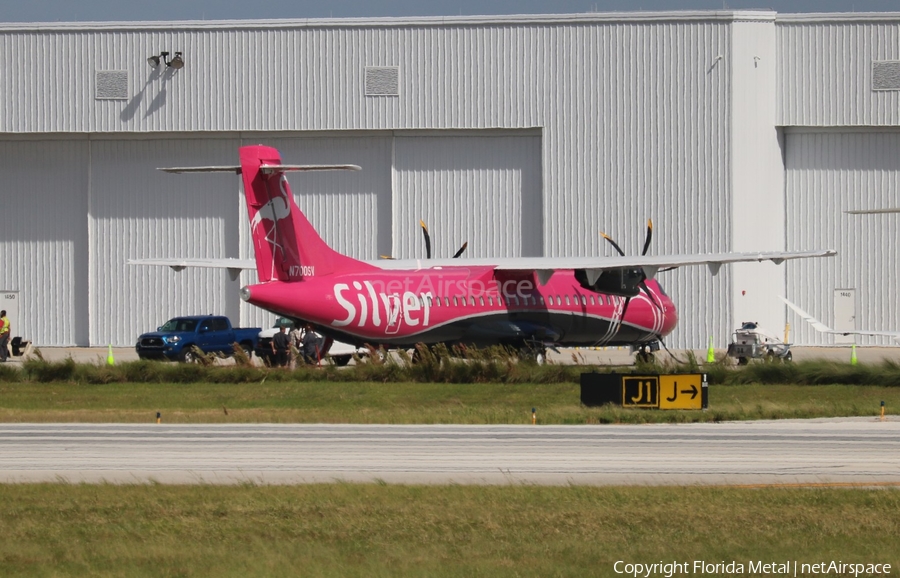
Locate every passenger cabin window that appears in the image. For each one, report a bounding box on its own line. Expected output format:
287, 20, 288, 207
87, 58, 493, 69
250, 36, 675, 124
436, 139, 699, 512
470, 297, 476, 307
453, 297, 459, 307
488, 296, 493, 306
479, 297, 485, 306
580, 295, 586, 306
565, 296, 570, 306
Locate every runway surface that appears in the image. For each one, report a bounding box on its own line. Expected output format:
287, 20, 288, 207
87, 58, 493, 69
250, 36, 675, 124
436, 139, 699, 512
1, 419, 898, 486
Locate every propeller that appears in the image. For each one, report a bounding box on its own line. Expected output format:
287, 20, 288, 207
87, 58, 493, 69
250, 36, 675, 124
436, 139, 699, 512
419, 220, 433, 259
419, 220, 467, 259
599, 219, 662, 317
380, 220, 468, 260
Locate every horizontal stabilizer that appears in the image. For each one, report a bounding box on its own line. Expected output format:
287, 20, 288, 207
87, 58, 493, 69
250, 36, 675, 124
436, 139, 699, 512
159, 164, 361, 175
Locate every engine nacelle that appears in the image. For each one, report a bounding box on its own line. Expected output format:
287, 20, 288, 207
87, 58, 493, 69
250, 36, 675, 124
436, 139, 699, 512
574, 268, 642, 297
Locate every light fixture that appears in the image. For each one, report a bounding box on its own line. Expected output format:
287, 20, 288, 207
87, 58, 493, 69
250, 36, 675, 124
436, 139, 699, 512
168, 52, 184, 70
147, 51, 184, 70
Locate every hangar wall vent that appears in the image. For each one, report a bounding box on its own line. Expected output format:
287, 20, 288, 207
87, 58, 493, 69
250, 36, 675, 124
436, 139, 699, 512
872, 61, 900, 91
365, 67, 399, 96
94, 70, 129, 100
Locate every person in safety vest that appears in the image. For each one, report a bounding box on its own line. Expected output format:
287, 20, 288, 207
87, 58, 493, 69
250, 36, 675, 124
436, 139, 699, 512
0, 310, 9, 362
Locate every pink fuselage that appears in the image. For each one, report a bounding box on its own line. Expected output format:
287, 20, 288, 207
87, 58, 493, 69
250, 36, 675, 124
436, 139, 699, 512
242, 265, 677, 349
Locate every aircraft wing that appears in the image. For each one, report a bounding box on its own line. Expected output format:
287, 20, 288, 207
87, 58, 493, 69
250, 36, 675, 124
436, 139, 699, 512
376, 249, 837, 284
131, 249, 836, 284
780, 296, 900, 341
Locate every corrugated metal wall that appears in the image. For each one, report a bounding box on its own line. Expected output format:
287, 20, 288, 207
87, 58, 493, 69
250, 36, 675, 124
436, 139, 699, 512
785, 128, 900, 345
538, 20, 734, 348
0, 14, 752, 347
89, 136, 242, 346
0, 139, 89, 346
392, 133, 543, 260
777, 15, 900, 126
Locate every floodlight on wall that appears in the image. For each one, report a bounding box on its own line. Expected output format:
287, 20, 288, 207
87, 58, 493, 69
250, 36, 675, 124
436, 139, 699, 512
168, 52, 184, 69
147, 51, 184, 69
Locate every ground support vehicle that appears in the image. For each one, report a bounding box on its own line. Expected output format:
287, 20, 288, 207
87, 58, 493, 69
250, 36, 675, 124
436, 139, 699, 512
726, 321, 792, 365
136, 315, 260, 362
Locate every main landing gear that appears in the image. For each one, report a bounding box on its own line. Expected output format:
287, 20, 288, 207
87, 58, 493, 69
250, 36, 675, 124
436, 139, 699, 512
633, 341, 660, 364
518, 343, 547, 365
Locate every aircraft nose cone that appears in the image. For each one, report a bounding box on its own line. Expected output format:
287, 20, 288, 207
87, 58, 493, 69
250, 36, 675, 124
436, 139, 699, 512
240, 286, 252, 302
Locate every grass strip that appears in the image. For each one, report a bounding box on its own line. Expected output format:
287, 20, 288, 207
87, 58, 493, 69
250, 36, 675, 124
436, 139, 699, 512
0, 381, 896, 423
5, 349, 900, 386
0, 484, 897, 577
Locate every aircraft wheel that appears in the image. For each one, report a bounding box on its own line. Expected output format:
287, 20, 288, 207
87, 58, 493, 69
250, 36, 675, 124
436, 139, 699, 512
518, 346, 544, 364
738, 357, 749, 365
635, 351, 654, 364
783, 351, 793, 362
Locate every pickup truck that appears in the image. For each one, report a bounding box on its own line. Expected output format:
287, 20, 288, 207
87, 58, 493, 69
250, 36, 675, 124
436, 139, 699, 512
136, 315, 261, 362
255, 317, 370, 366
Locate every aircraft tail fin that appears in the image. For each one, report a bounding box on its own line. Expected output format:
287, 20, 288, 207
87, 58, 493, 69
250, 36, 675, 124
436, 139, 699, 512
239, 145, 375, 282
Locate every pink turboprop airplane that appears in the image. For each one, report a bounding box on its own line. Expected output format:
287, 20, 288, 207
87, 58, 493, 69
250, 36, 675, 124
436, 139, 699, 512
132, 145, 836, 362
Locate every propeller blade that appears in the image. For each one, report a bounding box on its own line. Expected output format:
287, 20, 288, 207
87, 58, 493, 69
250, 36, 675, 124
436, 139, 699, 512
600, 232, 626, 256
419, 220, 432, 259
639, 280, 663, 311
641, 219, 653, 256
379, 255, 395, 260
452, 241, 468, 259
619, 295, 633, 320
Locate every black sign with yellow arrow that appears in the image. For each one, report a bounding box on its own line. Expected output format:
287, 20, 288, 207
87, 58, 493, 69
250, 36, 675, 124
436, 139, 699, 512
580, 373, 708, 410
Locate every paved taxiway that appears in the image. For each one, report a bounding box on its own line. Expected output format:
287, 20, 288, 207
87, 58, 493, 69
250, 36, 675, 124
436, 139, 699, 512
1, 419, 898, 486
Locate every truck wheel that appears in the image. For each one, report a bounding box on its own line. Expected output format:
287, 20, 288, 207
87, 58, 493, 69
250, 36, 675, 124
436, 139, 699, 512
180, 348, 197, 363
332, 355, 351, 367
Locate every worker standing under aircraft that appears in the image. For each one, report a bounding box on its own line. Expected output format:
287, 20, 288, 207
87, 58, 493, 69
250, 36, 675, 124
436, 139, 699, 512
301, 324, 323, 365
271, 325, 290, 367
0, 310, 9, 362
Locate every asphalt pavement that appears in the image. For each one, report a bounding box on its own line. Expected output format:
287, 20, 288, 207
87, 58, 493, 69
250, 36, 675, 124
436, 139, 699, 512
1, 420, 897, 485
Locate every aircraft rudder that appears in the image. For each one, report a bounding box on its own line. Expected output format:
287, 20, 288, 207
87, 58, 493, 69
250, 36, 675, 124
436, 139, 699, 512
239, 145, 372, 282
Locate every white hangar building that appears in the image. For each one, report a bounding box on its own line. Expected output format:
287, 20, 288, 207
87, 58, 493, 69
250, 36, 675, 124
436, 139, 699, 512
1, 10, 899, 348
